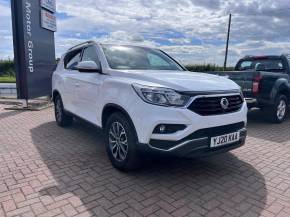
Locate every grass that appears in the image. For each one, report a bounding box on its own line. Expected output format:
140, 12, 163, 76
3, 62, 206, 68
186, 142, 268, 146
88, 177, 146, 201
0, 76, 16, 83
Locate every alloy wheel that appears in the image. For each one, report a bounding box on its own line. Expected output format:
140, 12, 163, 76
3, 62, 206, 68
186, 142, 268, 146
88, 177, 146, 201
277, 99, 286, 121
108, 121, 129, 162
55, 98, 62, 122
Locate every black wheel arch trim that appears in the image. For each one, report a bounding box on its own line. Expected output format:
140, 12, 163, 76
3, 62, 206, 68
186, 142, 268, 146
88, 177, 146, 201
102, 103, 139, 141
270, 78, 290, 103
52, 89, 61, 101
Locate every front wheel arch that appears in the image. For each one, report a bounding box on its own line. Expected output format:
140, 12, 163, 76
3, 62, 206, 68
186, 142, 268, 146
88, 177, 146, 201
102, 104, 136, 131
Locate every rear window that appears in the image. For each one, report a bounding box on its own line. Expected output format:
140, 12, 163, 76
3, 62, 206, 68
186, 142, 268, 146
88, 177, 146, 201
237, 58, 285, 71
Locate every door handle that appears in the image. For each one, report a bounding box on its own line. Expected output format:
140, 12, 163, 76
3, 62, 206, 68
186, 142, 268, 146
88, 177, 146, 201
75, 82, 80, 87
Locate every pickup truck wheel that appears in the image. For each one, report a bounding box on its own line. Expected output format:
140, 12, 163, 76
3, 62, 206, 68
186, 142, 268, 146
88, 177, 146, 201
105, 112, 140, 171
54, 95, 73, 127
268, 95, 288, 123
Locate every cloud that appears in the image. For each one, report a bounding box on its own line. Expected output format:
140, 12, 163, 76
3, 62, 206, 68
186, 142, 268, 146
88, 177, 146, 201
1, 0, 290, 66
191, 0, 221, 9
0, 0, 13, 59
54, 30, 157, 57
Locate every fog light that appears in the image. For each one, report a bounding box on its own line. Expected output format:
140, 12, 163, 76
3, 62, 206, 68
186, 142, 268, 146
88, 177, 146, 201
153, 124, 187, 134
159, 125, 166, 133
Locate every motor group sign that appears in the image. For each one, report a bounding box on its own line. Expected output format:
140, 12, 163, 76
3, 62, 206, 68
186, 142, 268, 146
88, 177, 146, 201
40, 0, 56, 12
11, 0, 56, 99
41, 9, 57, 32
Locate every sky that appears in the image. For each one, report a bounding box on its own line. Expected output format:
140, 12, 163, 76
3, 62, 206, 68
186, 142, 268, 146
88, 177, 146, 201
1, 0, 290, 66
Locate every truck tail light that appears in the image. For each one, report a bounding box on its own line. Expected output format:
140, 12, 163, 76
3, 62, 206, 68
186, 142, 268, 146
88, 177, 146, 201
253, 75, 262, 95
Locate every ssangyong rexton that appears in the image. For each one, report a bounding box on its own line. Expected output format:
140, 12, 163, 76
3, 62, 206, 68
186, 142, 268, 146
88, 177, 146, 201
52, 41, 247, 170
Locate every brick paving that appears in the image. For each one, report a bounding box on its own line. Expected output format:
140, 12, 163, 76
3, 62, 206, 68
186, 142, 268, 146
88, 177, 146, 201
0, 104, 290, 217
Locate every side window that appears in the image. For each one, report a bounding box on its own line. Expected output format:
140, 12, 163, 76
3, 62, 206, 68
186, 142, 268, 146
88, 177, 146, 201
239, 61, 252, 70
81, 46, 99, 64
65, 49, 82, 70
147, 53, 170, 67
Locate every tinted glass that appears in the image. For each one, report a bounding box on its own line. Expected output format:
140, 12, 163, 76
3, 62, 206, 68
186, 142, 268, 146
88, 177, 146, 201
237, 59, 285, 71
82, 46, 99, 63
65, 50, 82, 70
101, 45, 183, 71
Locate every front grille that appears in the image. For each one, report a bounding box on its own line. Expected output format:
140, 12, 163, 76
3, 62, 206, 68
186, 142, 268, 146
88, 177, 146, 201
188, 94, 243, 116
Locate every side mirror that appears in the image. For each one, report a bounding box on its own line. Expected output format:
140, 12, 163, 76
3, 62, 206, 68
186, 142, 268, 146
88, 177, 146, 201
76, 61, 101, 73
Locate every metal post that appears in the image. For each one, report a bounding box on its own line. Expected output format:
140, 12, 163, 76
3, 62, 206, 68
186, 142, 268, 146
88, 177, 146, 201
21, 99, 28, 108
224, 13, 232, 70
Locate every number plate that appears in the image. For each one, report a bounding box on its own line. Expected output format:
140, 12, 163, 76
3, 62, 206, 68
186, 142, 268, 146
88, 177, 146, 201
210, 132, 240, 148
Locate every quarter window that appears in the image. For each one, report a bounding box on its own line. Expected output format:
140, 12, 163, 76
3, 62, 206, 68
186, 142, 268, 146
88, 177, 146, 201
65, 49, 82, 70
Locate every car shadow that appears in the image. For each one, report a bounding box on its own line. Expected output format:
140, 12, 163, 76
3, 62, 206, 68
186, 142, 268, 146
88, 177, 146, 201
247, 109, 290, 143
30, 119, 267, 216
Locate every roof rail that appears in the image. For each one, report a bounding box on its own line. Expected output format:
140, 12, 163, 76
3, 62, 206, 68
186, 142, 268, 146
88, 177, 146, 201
68, 40, 95, 51
243, 55, 254, 58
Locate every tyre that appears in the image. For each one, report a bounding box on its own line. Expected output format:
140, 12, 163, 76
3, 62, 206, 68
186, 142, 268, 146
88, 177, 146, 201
268, 95, 288, 123
54, 95, 73, 127
104, 112, 140, 171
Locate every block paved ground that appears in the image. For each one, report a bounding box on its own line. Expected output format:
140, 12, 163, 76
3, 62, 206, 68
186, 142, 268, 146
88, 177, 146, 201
0, 104, 290, 217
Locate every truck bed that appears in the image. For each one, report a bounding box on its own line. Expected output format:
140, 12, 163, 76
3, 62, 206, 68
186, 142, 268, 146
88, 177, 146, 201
206, 70, 260, 98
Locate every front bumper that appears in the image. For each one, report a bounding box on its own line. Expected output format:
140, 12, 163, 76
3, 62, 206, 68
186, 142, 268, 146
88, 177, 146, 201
245, 98, 258, 108
128, 98, 248, 144
138, 124, 247, 158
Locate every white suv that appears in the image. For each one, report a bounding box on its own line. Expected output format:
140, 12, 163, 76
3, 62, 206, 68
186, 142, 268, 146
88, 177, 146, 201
52, 41, 247, 171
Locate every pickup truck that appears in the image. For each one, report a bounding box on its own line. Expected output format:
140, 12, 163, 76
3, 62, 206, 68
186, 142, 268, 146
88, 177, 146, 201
208, 55, 290, 123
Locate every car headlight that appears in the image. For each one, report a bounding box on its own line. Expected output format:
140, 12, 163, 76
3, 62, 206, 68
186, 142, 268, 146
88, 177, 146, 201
132, 84, 190, 107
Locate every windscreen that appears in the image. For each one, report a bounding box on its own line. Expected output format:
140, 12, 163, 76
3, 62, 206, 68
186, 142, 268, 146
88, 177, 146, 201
237, 58, 285, 71
101, 45, 184, 71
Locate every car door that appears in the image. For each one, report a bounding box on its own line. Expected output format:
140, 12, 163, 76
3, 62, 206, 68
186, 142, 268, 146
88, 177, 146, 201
62, 49, 83, 113
73, 45, 105, 125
